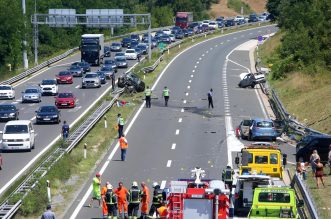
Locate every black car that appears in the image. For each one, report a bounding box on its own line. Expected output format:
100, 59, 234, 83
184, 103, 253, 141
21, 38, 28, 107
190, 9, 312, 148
171, 26, 181, 34
187, 28, 194, 36
35, 105, 60, 124
175, 30, 184, 39
248, 14, 258, 23
134, 48, 143, 59
142, 33, 152, 42
99, 66, 115, 79
160, 35, 171, 44
182, 29, 189, 37
238, 73, 258, 88
155, 30, 164, 38
237, 19, 246, 25
104, 46, 111, 57
118, 72, 145, 92
0, 104, 19, 121
71, 61, 91, 73
115, 57, 128, 68
296, 134, 331, 163
103, 60, 118, 73
68, 66, 83, 77
201, 24, 209, 32
97, 71, 107, 84
121, 38, 131, 48
110, 42, 122, 52
130, 40, 139, 49
225, 19, 236, 27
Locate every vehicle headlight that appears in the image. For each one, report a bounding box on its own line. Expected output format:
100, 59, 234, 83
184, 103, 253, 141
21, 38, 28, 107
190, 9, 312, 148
37, 115, 42, 118
9, 113, 15, 116
24, 138, 30, 141
52, 115, 58, 118
3, 139, 9, 142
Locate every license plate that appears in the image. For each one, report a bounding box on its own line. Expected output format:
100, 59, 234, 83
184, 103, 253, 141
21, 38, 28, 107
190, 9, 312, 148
61, 103, 67, 106
61, 80, 66, 82
44, 118, 50, 121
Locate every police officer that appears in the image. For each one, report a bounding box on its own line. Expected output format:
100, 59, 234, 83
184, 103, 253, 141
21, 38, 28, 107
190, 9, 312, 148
128, 181, 142, 219
117, 114, 125, 139
149, 182, 163, 217
144, 86, 152, 108
62, 120, 70, 141
162, 86, 170, 107
105, 183, 118, 219
222, 164, 234, 190
207, 88, 214, 109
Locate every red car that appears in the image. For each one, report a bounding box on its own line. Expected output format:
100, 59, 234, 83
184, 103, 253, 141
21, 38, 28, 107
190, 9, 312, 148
56, 71, 73, 84
55, 92, 76, 108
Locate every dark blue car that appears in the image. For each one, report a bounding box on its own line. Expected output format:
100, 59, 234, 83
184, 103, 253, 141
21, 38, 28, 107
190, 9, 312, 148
0, 104, 19, 121
97, 71, 107, 84
249, 118, 277, 141
35, 105, 61, 124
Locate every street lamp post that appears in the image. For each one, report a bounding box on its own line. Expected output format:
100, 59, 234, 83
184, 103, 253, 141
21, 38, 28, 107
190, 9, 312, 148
22, 0, 29, 69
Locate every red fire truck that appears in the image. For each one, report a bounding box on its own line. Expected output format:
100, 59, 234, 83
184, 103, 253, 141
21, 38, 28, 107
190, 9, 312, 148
165, 168, 230, 219
175, 12, 193, 29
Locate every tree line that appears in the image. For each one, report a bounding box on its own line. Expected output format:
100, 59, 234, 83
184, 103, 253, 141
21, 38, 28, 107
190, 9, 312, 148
0, 0, 218, 76
266, 0, 331, 79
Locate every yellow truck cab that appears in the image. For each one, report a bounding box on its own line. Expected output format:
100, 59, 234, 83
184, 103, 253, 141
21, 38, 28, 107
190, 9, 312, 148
248, 187, 302, 219
235, 144, 287, 179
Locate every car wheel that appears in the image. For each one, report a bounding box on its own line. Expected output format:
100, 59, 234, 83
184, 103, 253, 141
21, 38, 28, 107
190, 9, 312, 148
251, 83, 256, 88
98, 84, 101, 88
57, 118, 60, 124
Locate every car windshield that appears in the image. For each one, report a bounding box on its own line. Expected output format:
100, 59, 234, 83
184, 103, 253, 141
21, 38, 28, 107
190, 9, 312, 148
98, 72, 105, 77
59, 71, 71, 76
209, 22, 216, 25
115, 53, 125, 57
0, 105, 15, 111
101, 66, 112, 71
116, 57, 126, 61
41, 80, 56, 85
5, 125, 28, 134
25, 89, 38, 93
123, 38, 130, 42
256, 121, 274, 128
104, 60, 115, 65
0, 86, 11, 90
126, 50, 134, 53
70, 67, 81, 71
40, 106, 57, 112
111, 43, 120, 46
58, 93, 73, 98
258, 192, 291, 203
85, 74, 97, 78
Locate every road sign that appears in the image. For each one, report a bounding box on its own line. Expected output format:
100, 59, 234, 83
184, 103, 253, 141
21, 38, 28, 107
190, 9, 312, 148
159, 42, 166, 52
257, 35, 263, 45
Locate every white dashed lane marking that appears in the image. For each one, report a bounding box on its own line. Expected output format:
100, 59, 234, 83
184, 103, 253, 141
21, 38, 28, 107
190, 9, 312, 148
75, 85, 80, 89
194, 66, 197, 68
192, 70, 195, 73
171, 143, 176, 150
30, 116, 36, 121
160, 180, 166, 189
185, 92, 188, 96
187, 85, 190, 89
188, 80, 192, 83
178, 118, 182, 123
202, 54, 205, 57
181, 108, 184, 112
190, 75, 194, 78
166, 160, 172, 167
183, 100, 187, 104
175, 129, 180, 135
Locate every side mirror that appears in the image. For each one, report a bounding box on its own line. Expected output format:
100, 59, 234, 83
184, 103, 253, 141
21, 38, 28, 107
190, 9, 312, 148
297, 199, 304, 207
283, 153, 288, 166
235, 157, 240, 165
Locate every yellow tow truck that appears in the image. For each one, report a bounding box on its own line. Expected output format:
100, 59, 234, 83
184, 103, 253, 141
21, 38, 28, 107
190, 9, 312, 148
235, 143, 287, 179
248, 186, 303, 219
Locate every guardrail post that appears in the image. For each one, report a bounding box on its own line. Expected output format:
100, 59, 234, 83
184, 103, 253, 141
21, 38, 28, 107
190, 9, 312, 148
167, 48, 170, 55
205, 34, 207, 38
192, 38, 194, 42
179, 44, 181, 48
47, 180, 51, 203
259, 22, 261, 26
84, 143, 87, 159
104, 116, 107, 128
221, 28, 224, 34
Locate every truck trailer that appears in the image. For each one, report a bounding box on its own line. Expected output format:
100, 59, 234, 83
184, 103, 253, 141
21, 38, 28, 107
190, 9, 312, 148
81, 34, 104, 66
175, 12, 193, 29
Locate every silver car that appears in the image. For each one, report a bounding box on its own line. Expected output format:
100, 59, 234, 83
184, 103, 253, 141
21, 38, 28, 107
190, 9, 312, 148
110, 42, 122, 52
22, 87, 41, 103
82, 73, 101, 88
68, 66, 83, 77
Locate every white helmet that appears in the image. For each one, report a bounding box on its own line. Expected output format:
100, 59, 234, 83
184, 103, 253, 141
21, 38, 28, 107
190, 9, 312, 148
107, 184, 113, 189
152, 182, 158, 188
132, 181, 138, 187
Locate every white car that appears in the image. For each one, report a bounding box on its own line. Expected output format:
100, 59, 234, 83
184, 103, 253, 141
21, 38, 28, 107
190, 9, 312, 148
258, 15, 267, 21
202, 20, 210, 26
234, 15, 245, 22
169, 34, 175, 42
39, 79, 58, 96
208, 21, 217, 30
0, 85, 15, 99
162, 29, 171, 35
124, 49, 138, 60
0, 120, 35, 151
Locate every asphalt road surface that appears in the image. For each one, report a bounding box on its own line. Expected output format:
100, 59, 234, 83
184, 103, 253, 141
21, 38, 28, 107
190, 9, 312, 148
64, 25, 296, 219
0, 44, 143, 195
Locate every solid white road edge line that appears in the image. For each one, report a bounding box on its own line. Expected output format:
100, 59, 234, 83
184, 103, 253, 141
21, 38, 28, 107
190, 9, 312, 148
70, 24, 276, 218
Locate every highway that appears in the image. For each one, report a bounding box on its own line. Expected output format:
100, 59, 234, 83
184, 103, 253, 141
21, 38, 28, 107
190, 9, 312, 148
0, 45, 142, 195
64, 25, 296, 219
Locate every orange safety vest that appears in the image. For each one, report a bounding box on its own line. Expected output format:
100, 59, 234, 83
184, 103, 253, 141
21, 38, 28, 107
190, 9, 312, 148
119, 137, 128, 149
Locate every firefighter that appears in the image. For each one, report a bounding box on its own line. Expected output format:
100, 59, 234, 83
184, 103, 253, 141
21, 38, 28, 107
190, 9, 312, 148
144, 86, 152, 108
157, 202, 168, 219
115, 181, 129, 219
140, 182, 150, 219
222, 164, 234, 190
149, 182, 163, 217
128, 181, 142, 219
162, 86, 170, 107
105, 183, 118, 219
101, 182, 110, 218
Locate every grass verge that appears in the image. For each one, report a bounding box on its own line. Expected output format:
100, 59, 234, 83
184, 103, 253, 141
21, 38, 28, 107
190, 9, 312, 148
227, 0, 254, 14
6, 23, 271, 218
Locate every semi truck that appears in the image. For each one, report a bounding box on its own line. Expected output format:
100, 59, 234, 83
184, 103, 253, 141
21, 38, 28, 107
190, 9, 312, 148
175, 12, 193, 29
81, 34, 104, 66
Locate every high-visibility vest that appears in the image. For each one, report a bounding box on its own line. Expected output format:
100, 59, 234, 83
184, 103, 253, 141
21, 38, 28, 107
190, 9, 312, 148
119, 137, 128, 149
157, 206, 168, 217
163, 89, 169, 97
145, 88, 152, 96
118, 117, 125, 126
129, 187, 141, 203
105, 189, 117, 204
222, 169, 234, 182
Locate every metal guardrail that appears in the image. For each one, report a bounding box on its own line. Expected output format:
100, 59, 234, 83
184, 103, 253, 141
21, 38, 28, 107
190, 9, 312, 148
141, 55, 163, 74
0, 48, 79, 85
0, 89, 123, 219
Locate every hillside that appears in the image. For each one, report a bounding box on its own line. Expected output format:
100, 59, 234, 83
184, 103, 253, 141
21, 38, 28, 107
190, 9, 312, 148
209, 0, 266, 18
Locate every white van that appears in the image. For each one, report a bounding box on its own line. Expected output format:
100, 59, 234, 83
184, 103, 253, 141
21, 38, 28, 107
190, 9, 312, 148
0, 120, 35, 151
